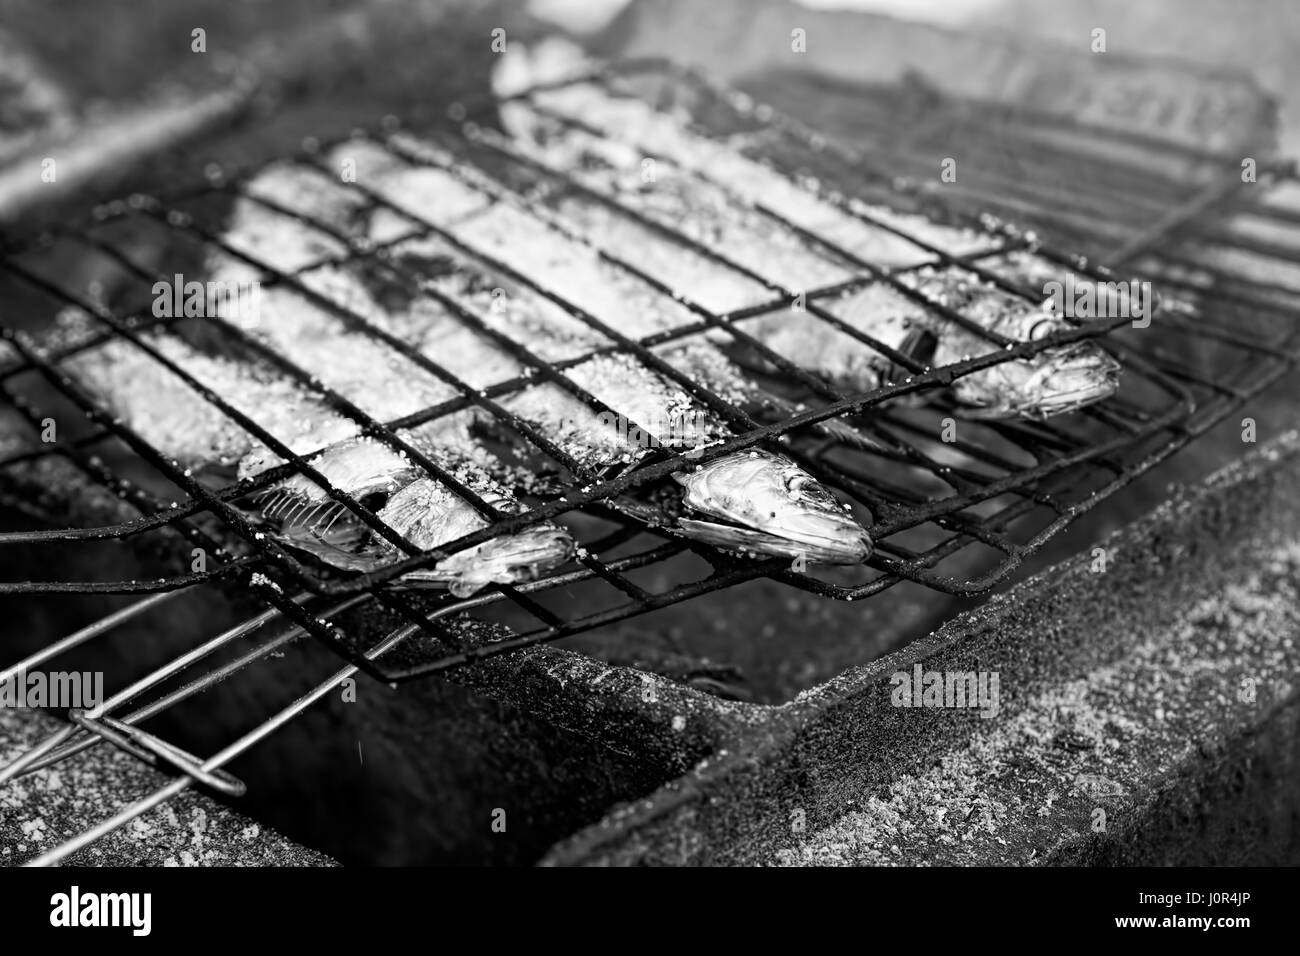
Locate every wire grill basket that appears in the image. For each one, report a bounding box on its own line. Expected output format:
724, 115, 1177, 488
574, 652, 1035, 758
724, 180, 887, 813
1, 59, 1297, 864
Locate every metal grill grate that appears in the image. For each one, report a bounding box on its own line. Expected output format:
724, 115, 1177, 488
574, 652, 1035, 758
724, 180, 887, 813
1, 60, 1298, 864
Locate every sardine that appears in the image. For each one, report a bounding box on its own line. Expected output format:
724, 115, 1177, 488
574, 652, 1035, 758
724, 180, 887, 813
898, 266, 1122, 419
283, 227, 720, 475
500, 83, 1000, 270
61, 311, 362, 472
302, 233, 873, 565
486, 110, 855, 309
257, 153, 875, 565
978, 249, 1172, 326
251, 435, 573, 597
60, 120, 880, 576
494, 83, 1120, 419
727, 269, 1121, 420
328, 139, 883, 441
674, 449, 871, 563
58, 303, 575, 594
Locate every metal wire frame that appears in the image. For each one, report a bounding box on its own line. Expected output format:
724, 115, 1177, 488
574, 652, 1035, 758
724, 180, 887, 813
416, 126, 1195, 587
646, 58, 1300, 469
0, 82, 1289, 686
0, 588, 399, 866
0, 184, 1190, 624
0, 123, 1193, 578
604, 67, 1300, 416
1, 59, 1298, 865
0, 62, 1286, 617
0, 67, 1279, 608
671, 55, 1287, 263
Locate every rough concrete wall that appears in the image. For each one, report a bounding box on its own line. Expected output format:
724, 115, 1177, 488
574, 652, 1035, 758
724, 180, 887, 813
542, 433, 1300, 865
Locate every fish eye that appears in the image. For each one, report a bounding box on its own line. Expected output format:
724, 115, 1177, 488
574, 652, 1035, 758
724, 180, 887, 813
1028, 318, 1058, 341
358, 492, 390, 513
784, 473, 810, 495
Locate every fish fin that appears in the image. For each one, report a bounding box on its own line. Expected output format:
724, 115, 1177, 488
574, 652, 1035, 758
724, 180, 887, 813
902, 326, 939, 363
885, 327, 938, 382
810, 415, 887, 451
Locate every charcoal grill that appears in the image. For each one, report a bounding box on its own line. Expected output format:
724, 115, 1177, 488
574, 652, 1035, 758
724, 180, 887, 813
1, 59, 1298, 865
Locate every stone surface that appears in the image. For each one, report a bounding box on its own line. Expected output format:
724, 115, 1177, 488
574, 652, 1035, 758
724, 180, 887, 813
542, 432, 1300, 865
0, 706, 336, 866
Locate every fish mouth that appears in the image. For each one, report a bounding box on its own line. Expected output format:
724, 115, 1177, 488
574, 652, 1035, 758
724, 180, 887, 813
1029, 349, 1123, 418
672, 450, 872, 565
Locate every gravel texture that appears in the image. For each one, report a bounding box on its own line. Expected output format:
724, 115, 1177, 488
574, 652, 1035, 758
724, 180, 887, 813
0, 707, 336, 866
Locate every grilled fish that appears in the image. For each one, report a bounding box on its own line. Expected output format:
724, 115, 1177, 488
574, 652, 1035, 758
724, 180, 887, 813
308, 238, 873, 564
978, 249, 1169, 326
62, 311, 361, 472
323, 138, 883, 440
898, 266, 1122, 418
232, 153, 874, 565
500, 83, 999, 270
674, 449, 871, 563
741, 270, 1119, 420
496, 83, 1120, 419
251, 434, 573, 597
59, 305, 574, 595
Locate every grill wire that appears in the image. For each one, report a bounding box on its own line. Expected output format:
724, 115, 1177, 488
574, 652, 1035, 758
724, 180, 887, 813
1, 59, 1298, 864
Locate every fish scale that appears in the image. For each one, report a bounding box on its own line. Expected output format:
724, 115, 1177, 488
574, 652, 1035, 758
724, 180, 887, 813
508, 84, 1000, 267
53, 116, 881, 580
329, 149, 874, 560
259, 149, 875, 564
285, 226, 722, 474
495, 88, 1121, 420
489, 104, 854, 306
330, 142, 877, 456
61, 309, 363, 474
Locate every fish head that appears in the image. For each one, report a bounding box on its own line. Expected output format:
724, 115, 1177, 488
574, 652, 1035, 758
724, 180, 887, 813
249, 436, 414, 517
955, 344, 1121, 419
672, 449, 871, 565
245, 438, 423, 567
1026, 346, 1123, 418
248, 437, 574, 593
382, 482, 576, 596
415, 520, 578, 598
252, 457, 574, 594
